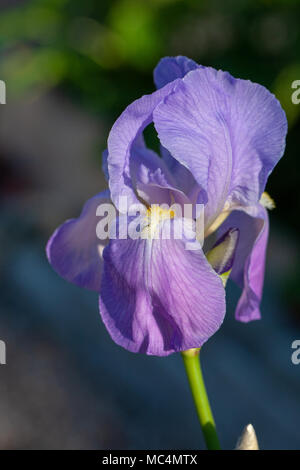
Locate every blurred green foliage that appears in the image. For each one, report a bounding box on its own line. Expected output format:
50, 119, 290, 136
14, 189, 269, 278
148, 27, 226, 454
0, 0, 300, 234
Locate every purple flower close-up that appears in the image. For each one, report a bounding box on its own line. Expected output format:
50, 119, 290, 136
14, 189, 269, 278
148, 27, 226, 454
47, 56, 287, 357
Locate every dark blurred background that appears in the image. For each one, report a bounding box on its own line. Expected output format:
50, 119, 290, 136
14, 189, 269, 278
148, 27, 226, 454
0, 0, 299, 450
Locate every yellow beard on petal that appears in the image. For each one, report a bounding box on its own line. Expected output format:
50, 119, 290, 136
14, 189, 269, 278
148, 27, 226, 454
142, 205, 175, 239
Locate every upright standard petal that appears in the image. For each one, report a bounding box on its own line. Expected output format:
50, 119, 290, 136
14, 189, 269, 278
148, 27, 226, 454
153, 55, 199, 89
107, 79, 180, 211
99, 217, 225, 356
46, 190, 113, 291
153, 67, 287, 228
217, 205, 269, 322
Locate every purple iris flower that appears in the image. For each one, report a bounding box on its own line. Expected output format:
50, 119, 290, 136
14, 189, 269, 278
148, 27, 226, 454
47, 56, 287, 356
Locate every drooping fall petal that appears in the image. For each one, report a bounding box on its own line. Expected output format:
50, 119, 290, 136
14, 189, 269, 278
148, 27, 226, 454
217, 204, 268, 321
99, 216, 225, 356
46, 190, 112, 291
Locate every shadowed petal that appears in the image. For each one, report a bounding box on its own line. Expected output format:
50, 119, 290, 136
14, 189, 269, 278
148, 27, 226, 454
99, 217, 225, 356
154, 55, 199, 89
218, 205, 268, 322
131, 138, 191, 207
153, 67, 287, 228
104, 137, 180, 206
206, 228, 239, 286
46, 190, 113, 291
102, 149, 109, 181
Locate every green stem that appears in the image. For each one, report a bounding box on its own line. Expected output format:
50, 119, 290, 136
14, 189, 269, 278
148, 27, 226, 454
181, 348, 221, 450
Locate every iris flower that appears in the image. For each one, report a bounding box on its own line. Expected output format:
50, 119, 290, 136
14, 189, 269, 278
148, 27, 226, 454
47, 56, 287, 357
